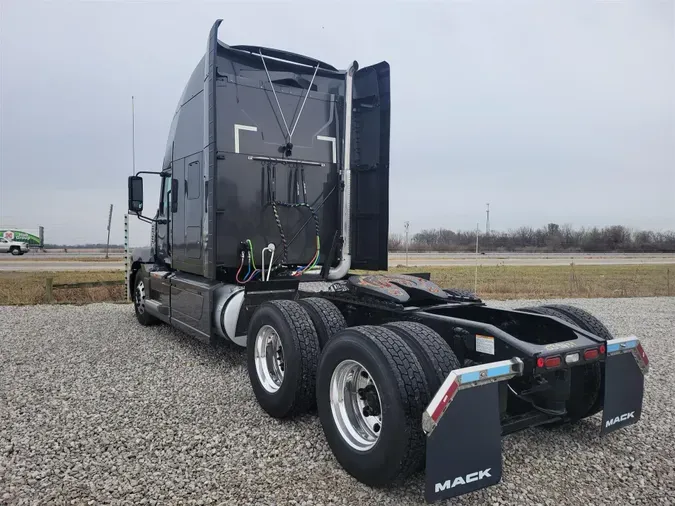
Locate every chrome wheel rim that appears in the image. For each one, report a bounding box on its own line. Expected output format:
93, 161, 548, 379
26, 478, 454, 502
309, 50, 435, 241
135, 280, 146, 314
254, 325, 285, 393
329, 359, 382, 451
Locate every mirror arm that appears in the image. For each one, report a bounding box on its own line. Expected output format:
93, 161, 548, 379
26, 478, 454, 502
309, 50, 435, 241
135, 170, 166, 177
131, 212, 160, 225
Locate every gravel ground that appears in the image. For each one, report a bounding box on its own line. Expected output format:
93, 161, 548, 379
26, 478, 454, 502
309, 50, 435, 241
1, 297, 673, 505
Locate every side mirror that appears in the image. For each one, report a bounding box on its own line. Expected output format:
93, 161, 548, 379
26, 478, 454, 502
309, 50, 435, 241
171, 179, 178, 213
128, 176, 144, 213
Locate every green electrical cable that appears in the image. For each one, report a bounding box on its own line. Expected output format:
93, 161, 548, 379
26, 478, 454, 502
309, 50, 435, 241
310, 237, 321, 269
247, 239, 257, 270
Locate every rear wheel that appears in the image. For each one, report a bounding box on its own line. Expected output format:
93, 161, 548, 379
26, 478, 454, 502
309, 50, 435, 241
316, 326, 429, 486
540, 304, 613, 340
298, 297, 346, 349
517, 304, 610, 422
540, 304, 613, 418
383, 321, 460, 395
246, 300, 320, 418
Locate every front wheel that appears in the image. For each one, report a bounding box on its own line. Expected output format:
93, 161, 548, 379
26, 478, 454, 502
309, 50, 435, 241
316, 326, 430, 486
133, 271, 158, 326
10, 247, 21, 256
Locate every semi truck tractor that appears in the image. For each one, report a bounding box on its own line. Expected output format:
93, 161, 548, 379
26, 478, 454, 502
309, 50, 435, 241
127, 20, 649, 502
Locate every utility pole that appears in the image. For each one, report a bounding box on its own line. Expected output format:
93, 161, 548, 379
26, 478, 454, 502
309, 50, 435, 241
486, 203, 490, 236
105, 205, 114, 259
404, 221, 410, 267
474, 222, 480, 293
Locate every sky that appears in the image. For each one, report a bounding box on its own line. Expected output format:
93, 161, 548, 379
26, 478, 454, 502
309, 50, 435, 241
1, 0, 673, 246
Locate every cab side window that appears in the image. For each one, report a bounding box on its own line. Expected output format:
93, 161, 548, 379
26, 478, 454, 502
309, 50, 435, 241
164, 178, 171, 213
187, 161, 200, 200
159, 176, 171, 215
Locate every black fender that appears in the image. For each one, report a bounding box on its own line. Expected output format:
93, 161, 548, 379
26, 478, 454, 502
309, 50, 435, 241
128, 247, 155, 298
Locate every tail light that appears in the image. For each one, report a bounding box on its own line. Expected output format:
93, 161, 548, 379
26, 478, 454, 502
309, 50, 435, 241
584, 348, 599, 360
544, 356, 561, 368
536, 355, 563, 369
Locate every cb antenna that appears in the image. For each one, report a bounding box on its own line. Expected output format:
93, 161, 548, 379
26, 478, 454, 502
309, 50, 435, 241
131, 95, 137, 176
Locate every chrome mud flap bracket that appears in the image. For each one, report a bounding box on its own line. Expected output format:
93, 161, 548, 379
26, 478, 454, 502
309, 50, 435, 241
601, 336, 649, 435
422, 358, 524, 503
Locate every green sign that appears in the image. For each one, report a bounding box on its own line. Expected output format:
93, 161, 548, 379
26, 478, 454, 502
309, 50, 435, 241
0, 228, 43, 246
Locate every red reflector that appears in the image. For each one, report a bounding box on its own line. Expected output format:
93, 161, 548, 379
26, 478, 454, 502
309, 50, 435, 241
431, 379, 459, 422
599, 344, 606, 354
544, 356, 561, 368
536, 357, 545, 368
584, 348, 599, 360
637, 343, 649, 367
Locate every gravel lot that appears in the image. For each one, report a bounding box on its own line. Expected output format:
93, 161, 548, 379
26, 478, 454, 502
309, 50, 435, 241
1, 297, 673, 505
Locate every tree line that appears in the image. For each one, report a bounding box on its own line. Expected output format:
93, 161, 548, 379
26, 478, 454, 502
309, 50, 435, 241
389, 224, 675, 253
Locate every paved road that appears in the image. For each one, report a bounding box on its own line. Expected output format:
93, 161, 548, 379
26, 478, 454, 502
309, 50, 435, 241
0, 261, 124, 271
2, 252, 674, 271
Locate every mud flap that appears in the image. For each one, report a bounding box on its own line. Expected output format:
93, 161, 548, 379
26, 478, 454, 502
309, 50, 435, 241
422, 358, 524, 503
601, 336, 648, 435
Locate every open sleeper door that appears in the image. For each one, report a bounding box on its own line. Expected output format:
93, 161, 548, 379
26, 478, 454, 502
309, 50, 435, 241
349, 61, 390, 271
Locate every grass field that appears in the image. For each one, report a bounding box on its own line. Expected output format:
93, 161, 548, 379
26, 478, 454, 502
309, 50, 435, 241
0, 271, 125, 305
0, 264, 672, 305
386, 264, 674, 299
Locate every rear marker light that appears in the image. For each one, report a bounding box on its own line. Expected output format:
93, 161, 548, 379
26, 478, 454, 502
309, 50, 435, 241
565, 353, 580, 364
537, 357, 545, 368
599, 344, 606, 354
584, 348, 599, 360
544, 356, 561, 368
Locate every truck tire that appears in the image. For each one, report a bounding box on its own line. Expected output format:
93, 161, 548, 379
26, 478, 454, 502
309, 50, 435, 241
316, 326, 429, 486
540, 304, 613, 341
133, 271, 159, 326
517, 304, 607, 422
540, 304, 613, 418
10, 247, 21, 256
516, 305, 579, 325
298, 297, 346, 349
383, 321, 460, 395
247, 300, 320, 418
